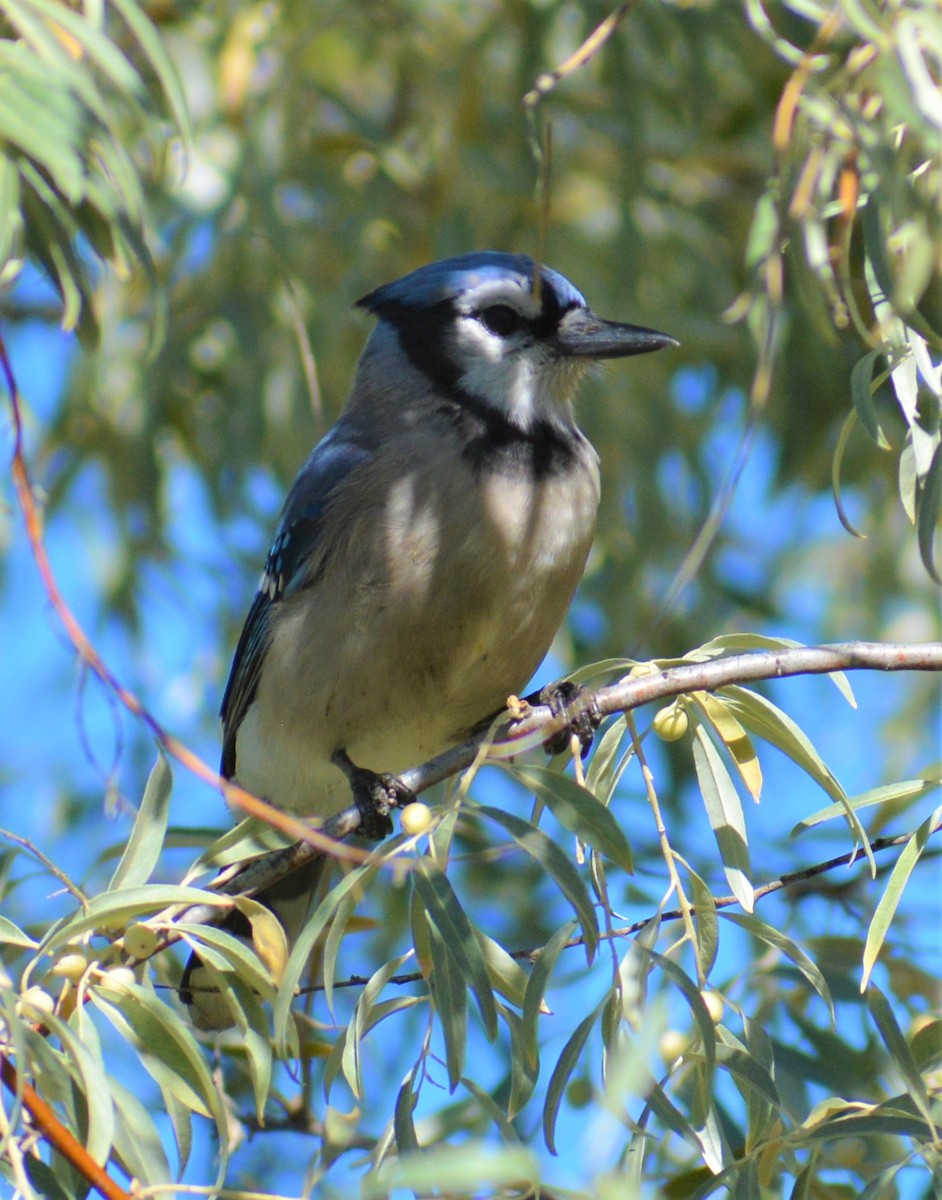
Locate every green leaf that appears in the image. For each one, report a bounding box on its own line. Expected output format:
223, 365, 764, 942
109, 0, 191, 139
916, 441, 942, 583
413, 860, 497, 1041
501, 762, 633, 872
683, 862, 719, 979
502, 1001, 540, 1118
42, 883, 229, 952
720, 685, 872, 867
473, 928, 530, 1009
641, 947, 716, 1072
90, 983, 228, 1174
867, 985, 937, 1136
0, 915, 37, 949
543, 1008, 598, 1154
393, 1068, 420, 1154
720, 911, 834, 1023
110, 749, 172, 889
792, 776, 939, 834
107, 1076, 172, 1188
427, 920, 468, 1091
691, 692, 762, 801
584, 713, 631, 802
691, 722, 754, 912
862, 806, 941, 990
850, 347, 893, 448
273, 863, 376, 1049
714, 1028, 781, 1108
41, 1010, 114, 1171
477, 804, 599, 960
363, 1143, 538, 1199
521, 921, 577, 1073
911, 1019, 942, 1072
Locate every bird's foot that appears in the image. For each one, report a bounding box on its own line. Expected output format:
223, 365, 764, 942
535, 681, 601, 759
331, 749, 410, 840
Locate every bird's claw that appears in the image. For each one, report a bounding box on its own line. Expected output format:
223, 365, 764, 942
331, 749, 410, 840
537, 681, 601, 759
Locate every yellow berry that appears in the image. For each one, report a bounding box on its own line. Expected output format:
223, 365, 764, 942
400, 802, 433, 835
700, 990, 725, 1024
17, 987, 55, 1018
653, 702, 688, 742
52, 950, 90, 981
658, 1029, 689, 1064
123, 923, 160, 960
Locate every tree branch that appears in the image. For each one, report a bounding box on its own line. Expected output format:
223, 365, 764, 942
161, 639, 941, 956
296, 822, 942, 995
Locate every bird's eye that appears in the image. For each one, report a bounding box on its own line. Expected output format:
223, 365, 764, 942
478, 304, 522, 336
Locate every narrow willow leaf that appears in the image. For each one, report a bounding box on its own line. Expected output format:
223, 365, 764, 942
910, 1019, 942, 1073
916, 442, 942, 583
460, 1071, 518, 1141
714, 1040, 781, 1109
428, 921, 468, 1091
585, 714, 631, 802
413, 861, 497, 1040
804, 1100, 935, 1143
14, 0, 142, 93
720, 685, 872, 867
867, 985, 936, 1135
393, 1069, 420, 1154
363, 1144, 538, 1199
108, 1077, 172, 1188
521, 921, 577, 1073
273, 864, 376, 1049
792, 776, 939, 834
477, 804, 598, 960
90, 987, 226, 1139
683, 632, 804, 660
110, 750, 172, 889
502, 1002, 539, 1118
502, 762, 634, 873
691, 723, 754, 912
321, 888, 358, 1016
543, 1008, 598, 1154
42, 1011, 114, 1170
181, 953, 271, 1115
683, 863, 719, 979
862, 806, 940, 990
43, 884, 228, 952
174, 922, 273, 1000
720, 911, 834, 1023
0, 915, 36, 949
109, 0, 191, 139
692, 692, 763, 801
474, 928, 530, 1009
639, 947, 716, 1071
850, 347, 892, 447
341, 958, 414, 1101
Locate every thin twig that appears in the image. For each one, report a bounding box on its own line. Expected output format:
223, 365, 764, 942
299, 823, 941, 994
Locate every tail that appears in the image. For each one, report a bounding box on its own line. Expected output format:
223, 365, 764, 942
180, 855, 328, 1030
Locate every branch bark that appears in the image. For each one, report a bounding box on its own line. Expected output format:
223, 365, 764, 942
161, 639, 941, 948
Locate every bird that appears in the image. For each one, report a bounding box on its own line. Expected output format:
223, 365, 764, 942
182, 251, 675, 1027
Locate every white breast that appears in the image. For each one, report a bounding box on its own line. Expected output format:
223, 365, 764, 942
233, 428, 600, 818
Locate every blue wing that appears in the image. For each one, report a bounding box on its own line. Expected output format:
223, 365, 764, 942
219, 429, 371, 778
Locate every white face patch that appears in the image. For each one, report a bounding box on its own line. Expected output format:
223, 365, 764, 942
447, 277, 585, 429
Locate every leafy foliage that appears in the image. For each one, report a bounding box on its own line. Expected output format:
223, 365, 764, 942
0, 1, 940, 1198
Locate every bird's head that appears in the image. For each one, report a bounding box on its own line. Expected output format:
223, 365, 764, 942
357, 252, 676, 432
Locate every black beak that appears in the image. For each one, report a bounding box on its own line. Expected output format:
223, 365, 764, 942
555, 307, 678, 360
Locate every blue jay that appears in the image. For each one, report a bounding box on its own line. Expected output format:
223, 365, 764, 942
183, 252, 675, 1026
